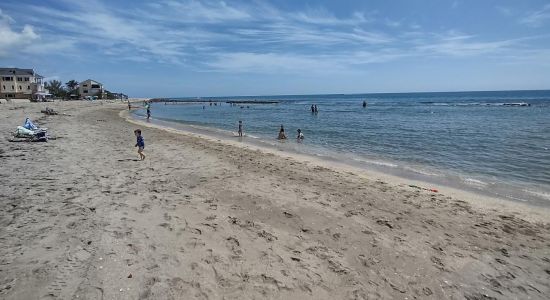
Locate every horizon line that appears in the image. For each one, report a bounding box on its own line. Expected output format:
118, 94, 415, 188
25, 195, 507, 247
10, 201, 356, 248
156, 88, 550, 100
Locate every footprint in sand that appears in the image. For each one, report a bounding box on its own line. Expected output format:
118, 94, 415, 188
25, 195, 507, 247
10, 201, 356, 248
226, 236, 243, 258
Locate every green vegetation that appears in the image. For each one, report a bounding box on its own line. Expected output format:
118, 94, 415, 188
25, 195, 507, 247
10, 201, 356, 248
45, 80, 66, 98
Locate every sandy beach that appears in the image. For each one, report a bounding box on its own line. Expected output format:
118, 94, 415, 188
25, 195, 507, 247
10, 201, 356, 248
1, 100, 549, 300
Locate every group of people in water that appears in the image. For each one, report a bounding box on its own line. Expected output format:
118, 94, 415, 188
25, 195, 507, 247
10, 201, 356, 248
239, 101, 360, 142
237, 122, 305, 142
310, 104, 319, 114
276, 124, 304, 141
140, 100, 366, 143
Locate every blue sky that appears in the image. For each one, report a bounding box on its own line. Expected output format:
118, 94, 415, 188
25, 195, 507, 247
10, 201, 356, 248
0, 0, 549, 97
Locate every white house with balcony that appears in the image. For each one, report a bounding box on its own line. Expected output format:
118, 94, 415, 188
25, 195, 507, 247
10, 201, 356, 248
0, 68, 48, 100
78, 79, 105, 99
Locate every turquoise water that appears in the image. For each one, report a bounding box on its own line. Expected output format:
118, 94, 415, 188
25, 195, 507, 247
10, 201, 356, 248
134, 90, 550, 205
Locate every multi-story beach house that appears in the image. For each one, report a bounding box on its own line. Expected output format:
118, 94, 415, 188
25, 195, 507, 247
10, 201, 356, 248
0, 68, 47, 100
78, 79, 105, 99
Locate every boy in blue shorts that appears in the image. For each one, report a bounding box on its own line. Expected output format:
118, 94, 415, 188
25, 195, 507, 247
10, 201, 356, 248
134, 129, 146, 160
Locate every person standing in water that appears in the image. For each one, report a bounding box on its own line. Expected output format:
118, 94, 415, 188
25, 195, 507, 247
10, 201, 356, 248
363, 101, 367, 108
296, 129, 304, 141
278, 125, 287, 140
314, 105, 319, 114
311, 104, 315, 113
238, 120, 243, 137
145, 101, 151, 120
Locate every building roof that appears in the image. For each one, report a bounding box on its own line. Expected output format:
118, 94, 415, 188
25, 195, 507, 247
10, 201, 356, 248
0, 68, 36, 76
80, 79, 103, 85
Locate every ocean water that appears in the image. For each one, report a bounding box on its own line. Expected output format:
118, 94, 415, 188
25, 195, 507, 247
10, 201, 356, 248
134, 90, 550, 205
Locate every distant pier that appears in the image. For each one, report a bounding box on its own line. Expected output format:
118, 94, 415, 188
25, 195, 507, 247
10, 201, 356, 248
151, 98, 280, 105
226, 100, 279, 104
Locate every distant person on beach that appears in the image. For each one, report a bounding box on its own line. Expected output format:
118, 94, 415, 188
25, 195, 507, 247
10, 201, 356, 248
146, 102, 151, 120
134, 129, 146, 160
128, 100, 131, 110
278, 125, 287, 140
238, 120, 243, 137
297, 129, 304, 141
363, 101, 367, 108
314, 105, 319, 113
311, 104, 315, 113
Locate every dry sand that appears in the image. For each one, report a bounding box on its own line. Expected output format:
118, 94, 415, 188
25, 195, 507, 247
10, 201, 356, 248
0, 101, 549, 300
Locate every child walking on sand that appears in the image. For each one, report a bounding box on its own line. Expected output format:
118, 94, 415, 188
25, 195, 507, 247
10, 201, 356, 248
134, 129, 146, 160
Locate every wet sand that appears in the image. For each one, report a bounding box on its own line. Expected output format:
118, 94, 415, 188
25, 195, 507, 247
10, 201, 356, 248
1, 101, 549, 299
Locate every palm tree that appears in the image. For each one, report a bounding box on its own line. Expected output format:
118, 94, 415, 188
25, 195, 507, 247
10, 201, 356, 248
65, 80, 79, 92
45, 80, 66, 98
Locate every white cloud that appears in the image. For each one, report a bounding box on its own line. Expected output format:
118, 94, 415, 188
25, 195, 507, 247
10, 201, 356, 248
8, 0, 392, 64
384, 19, 401, 28
205, 49, 408, 74
452, 1, 460, 9
0, 9, 39, 57
290, 9, 371, 26
19, 2, 191, 63
2, 0, 549, 75
159, 0, 251, 23
496, 6, 513, 17
205, 52, 332, 73
417, 35, 515, 57
498, 49, 550, 65
415, 32, 550, 58
23, 39, 78, 56
520, 4, 550, 27
418, 40, 511, 56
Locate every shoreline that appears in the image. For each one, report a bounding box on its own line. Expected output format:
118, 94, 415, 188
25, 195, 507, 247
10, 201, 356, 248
2, 100, 549, 299
123, 109, 550, 224
130, 100, 550, 208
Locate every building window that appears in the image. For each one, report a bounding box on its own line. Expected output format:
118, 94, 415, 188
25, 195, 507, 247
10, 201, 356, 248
83, 90, 88, 93
17, 77, 23, 81
24, 78, 30, 81
27, 85, 31, 90
11, 85, 14, 90
2, 77, 13, 81
82, 84, 88, 87
91, 84, 101, 89
19, 85, 22, 90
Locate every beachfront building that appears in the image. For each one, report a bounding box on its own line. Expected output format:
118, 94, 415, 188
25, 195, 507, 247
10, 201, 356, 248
78, 79, 105, 99
108, 92, 128, 100
0, 68, 48, 100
